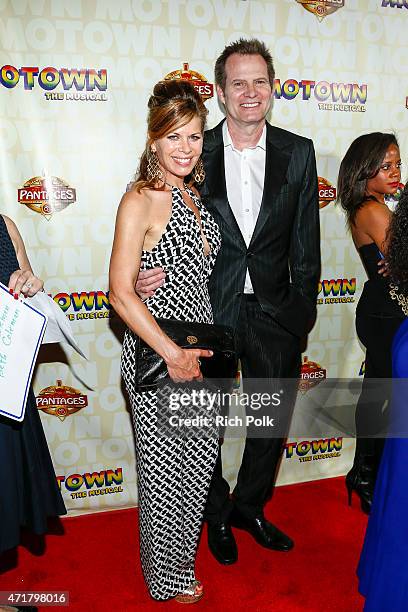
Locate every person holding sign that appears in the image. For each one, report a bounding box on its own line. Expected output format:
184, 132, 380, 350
0, 214, 66, 558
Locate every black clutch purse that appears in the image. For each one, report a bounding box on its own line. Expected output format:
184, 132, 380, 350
134, 318, 237, 392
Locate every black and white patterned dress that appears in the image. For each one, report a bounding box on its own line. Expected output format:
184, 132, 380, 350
121, 186, 221, 600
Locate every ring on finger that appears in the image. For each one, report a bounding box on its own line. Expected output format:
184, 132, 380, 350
197, 359, 201, 366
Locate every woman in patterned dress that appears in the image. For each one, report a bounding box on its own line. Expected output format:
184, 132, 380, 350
109, 80, 221, 603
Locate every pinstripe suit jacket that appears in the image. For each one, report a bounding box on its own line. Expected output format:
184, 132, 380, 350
201, 120, 321, 339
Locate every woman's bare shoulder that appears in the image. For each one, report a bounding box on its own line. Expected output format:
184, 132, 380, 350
119, 187, 151, 209
1, 215, 21, 244
119, 186, 169, 211
355, 200, 391, 225
2, 214, 18, 233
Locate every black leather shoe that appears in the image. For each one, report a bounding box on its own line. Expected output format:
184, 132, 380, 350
207, 522, 238, 565
230, 511, 294, 552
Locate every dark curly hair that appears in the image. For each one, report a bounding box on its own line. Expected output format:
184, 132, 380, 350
337, 132, 399, 227
387, 184, 408, 293
133, 79, 208, 192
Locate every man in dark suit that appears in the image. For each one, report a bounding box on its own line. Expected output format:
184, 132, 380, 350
136, 39, 320, 565
200, 38, 320, 564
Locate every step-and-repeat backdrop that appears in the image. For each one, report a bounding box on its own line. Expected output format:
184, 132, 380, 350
1, 0, 407, 514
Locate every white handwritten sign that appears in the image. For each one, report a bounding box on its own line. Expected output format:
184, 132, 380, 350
0, 282, 47, 422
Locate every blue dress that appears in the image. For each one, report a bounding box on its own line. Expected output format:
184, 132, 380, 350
0, 216, 66, 555
358, 317, 408, 609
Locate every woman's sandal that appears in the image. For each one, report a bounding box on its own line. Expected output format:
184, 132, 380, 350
174, 580, 204, 604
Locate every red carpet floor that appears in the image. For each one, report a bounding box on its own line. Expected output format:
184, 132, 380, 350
0, 477, 367, 611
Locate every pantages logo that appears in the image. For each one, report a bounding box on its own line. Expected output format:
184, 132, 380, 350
164, 63, 214, 101
299, 356, 327, 393
18, 175, 76, 218
381, 0, 408, 7
273, 79, 367, 112
36, 380, 88, 421
0, 65, 107, 101
318, 177, 336, 209
296, 0, 344, 20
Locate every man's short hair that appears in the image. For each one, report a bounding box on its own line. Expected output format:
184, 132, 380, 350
214, 38, 275, 91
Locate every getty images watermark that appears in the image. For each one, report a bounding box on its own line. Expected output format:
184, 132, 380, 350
156, 377, 408, 440
159, 388, 284, 437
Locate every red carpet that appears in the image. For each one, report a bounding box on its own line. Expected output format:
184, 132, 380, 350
0, 477, 367, 611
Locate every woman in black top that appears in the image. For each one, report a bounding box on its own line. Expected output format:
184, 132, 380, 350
0, 215, 66, 559
337, 132, 404, 513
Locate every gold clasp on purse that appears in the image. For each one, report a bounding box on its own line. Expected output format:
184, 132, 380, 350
187, 335, 198, 345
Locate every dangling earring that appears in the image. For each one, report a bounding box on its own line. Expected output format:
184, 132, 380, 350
147, 149, 164, 183
192, 157, 205, 184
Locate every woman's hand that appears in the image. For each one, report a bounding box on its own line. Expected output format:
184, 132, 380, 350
165, 347, 213, 383
2, 216, 43, 298
8, 269, 44, 298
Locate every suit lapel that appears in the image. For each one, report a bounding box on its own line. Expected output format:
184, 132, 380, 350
204, 123, 246, 249
249, 124, 291, 246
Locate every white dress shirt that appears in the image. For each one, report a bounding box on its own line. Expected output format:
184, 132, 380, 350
223, 121, 266, 294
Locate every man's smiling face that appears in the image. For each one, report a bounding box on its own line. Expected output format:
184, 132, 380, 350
217, 53, 273, 128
